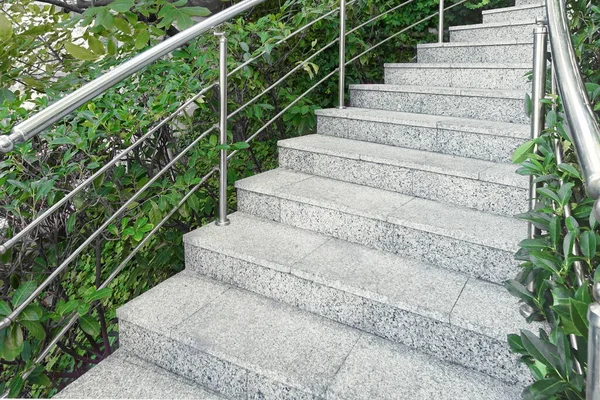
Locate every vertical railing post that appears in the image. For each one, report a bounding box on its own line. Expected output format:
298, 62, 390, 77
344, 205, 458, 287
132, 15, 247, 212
528, 19, 548, 239
438, 0, 444, 43
338, 0, 346, 109
588, 301, 600, 400
215, 32, 230, 227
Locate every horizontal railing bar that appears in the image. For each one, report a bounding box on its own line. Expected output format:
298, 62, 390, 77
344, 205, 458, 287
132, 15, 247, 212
228, 68, 338, 160
228, 38, 339, 120
0, 0, 266, 153
345, 0, 468, 66
0, 83, 216, 255
346, 0, 417, 36
0, 125, 216, 330
227, 1, 356, 77
98, 166, 218, 291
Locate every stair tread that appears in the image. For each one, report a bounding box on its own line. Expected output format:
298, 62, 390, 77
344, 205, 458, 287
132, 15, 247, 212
315, 107, 529, 139
384, 62, 532, 69
57, 349, 224, 399
349, 84, 526, 99
418, 39, 533, 48
482, 2, 545, 15
118, 270, 522, 399
279, 134, 527, 188
235, 168, 527, 252
449, 19, 537, 31
184, 212, 530, 340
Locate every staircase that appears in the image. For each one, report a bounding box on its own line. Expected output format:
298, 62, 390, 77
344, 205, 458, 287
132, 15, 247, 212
58, 1, 547, 399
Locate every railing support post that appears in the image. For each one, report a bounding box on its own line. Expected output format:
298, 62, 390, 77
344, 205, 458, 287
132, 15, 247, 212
438, 0, 444, 43
215, 32, 230, 227
338, 0, 346, 109
528, 19, 548, 239
588, 302, 600, 400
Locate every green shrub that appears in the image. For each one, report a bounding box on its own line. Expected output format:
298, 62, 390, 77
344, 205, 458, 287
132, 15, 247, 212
508, 2, 600, 399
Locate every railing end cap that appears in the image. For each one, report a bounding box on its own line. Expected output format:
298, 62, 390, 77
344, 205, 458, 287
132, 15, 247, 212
0, 135, 14, 153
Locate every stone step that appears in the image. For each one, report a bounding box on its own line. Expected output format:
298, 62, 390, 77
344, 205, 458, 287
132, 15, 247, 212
57, 350, 224, 399
516, 0, 544, 6
277, 134, 527, 216
235, 168, 526, 284
417, 41, 533, 63
482, 3, 545, 24
315, 108, 528, 163
349, 84, 528, 124
118, 270, 526, 398
384, 62, 531, 91
184, 212, 534, 386
449, 20, 537, 43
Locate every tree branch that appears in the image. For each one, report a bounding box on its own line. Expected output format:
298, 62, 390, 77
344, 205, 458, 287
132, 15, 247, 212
35, 0, 86, 13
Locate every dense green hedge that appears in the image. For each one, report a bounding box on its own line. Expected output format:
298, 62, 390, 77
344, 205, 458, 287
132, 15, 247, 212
508, 2, 600, 399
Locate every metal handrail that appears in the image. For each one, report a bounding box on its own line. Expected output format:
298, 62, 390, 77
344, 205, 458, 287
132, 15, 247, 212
1, 0, 460, 393
0, 0, 267, 154
530, 0, 600, 398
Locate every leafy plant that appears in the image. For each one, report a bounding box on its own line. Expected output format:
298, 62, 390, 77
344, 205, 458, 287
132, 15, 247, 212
507, 2, 600, 398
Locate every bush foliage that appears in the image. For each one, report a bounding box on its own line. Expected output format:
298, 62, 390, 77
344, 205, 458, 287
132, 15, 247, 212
508, 1, 600, 399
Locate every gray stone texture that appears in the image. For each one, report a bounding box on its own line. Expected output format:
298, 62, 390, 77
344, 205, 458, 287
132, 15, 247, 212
449, 21, 538, 43
384, 63, 531, 90
516, 0, 545, 6
235, 169, 526, 283
350, 84, 529, 124
56, 350, 224, 399
417, 41, 534, 63
277, 134, 528, 216
482, 3, 546, 24
315, 108, 528, 163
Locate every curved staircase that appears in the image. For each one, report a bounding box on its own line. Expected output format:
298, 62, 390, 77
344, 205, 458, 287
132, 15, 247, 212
58, 1, 546, 398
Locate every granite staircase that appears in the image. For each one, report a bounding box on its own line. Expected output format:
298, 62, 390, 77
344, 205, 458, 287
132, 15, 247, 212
59, 1, 547, 399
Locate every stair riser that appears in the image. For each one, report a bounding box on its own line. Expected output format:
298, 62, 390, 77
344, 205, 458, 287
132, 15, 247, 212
236, 189, 520, 284
119, 321, 317, 400
316, 114, 524, 163
450, 24, 536, 43
184, 244, 528, 385
278, 147, 527, 216
418, 43, 533, 63
384, 66, 531, 91
350, 88, 528, 124
483, 6, 545, 24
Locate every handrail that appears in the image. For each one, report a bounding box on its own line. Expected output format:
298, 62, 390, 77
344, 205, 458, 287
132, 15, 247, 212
546, 0, 600, 201
0, 0, 267, 153
535, 0, 600, 398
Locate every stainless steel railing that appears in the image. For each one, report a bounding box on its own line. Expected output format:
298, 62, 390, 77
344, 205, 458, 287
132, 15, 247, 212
530, 0, 600, 398
0, 0, 460, 393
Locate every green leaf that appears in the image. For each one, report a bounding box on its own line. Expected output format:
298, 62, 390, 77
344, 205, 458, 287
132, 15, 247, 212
508, 333, 526, 354
11, 281, 36, 308
505, 279, 536, 304
557, 183, 573, 207
8, 375, 23, 399
537, 187, 561, 205
569, 298, 589, 337
557, 163, 581, 180
522, 378, 571, 400
84, 288, 113, 303
239, 42, 250, 52
181, 6, 211, 16
18, 304, 42, 321
64, 42, 99, 61
565, 216, 579, 233
135, 30, 150, 49
521, 330, 561, 372
109, 0, 134, 13
548, 216, 561, 249
113, 17, 131, 35
55, 299, 80, 316
513, 139, 535, 164
580, 230, 597, 260
21, 320, 46, 341
79, 314, 100, 337
87, 36, 105, 55
3, 324, 24, 361
0, 300, 11, 316
0, 13, 13, 42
